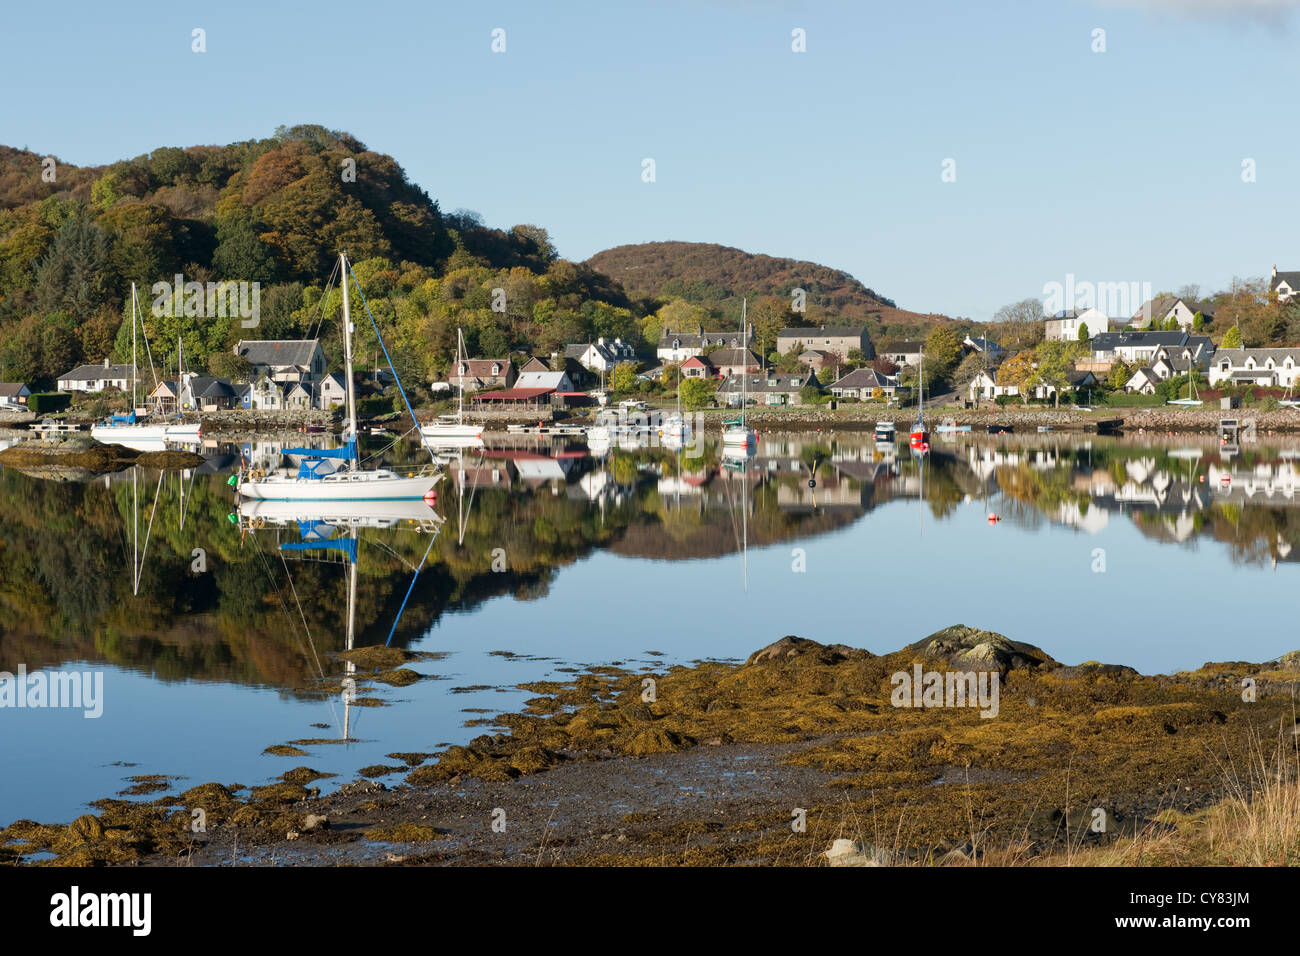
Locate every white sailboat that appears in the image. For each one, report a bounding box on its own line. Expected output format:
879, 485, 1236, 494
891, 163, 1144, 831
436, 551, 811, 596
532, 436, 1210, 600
722, 298, 757, 450
662, 362, 692, 446
236, 253, 440, 502
91, 283, 202, 446
422, 328, 484, 442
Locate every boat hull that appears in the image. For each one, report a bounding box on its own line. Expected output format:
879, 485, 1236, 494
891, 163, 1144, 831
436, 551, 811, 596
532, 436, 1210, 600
421, 423, 483, 440
238, 471, 440, 501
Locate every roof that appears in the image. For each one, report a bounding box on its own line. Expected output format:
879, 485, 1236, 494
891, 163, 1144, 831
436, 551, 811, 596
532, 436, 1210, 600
777, 326, 867, 339
1093, 331, 1190, 350
515, 371, 569, 390
519, 357, 551, 373
659, 330, 750, 349
717, 372, 821, 393
880, 340, 926, 353
708, 348, 760, 367
59, 363, 134, 381
0, 383, 29, 397
235, 339, 321, 367
1272, 270, 1300, 291
830, 368, 898, 390
963, 335, 1005, 353
1214, 347, 1300, 364
188, 376, 236, 399
680, 356, 710, 368
451, 359, 512, 378
1067, 370, 1097, 385
473, 387, 554, 401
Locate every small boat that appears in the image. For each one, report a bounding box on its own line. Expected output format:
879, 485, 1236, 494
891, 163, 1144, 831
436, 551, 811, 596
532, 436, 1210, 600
874, 421, 895, 443
420, 328, 484, 441
935, 423, 971, 434
1037, 425, 1054, 433
908, 352, 928, 452
722, 301, 757, 449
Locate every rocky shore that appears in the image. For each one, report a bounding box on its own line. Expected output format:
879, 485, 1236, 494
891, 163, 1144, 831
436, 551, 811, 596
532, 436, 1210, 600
0, 437, 204, 476
6, 626, 1300, 867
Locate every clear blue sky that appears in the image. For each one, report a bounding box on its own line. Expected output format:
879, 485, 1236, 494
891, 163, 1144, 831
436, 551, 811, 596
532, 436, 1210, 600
3, 0, 1297, 320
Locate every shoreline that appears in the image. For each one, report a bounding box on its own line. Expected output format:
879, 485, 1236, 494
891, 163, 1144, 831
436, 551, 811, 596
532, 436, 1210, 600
6, 626, 1300, 867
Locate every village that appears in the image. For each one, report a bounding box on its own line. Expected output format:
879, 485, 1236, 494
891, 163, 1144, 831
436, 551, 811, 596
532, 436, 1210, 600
3, 265, 1295, 427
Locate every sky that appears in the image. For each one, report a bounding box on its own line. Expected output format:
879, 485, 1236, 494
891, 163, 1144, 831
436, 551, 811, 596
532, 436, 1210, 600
3, 0, 1298, 321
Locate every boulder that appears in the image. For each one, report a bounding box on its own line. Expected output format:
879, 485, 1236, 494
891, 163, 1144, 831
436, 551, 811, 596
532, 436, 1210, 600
746, 636, 872, 667
906, 625, 1055, 676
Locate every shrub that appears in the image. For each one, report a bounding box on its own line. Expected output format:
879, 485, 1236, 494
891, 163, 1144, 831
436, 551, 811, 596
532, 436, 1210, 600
29, 392, 71, 414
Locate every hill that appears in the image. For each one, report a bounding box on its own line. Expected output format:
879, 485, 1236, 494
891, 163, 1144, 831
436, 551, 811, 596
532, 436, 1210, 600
586, 241, 948, 341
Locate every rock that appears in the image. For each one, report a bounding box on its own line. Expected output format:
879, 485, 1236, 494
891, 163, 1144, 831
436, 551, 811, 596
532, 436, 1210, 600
906, 625, 1055, 676
824, 838, 886, 867
1278, 651, 1300, 671
68, 814, 105, 842
746, 636, 872, 667
1056, 661, 1139, 679
302, 814, 329, 832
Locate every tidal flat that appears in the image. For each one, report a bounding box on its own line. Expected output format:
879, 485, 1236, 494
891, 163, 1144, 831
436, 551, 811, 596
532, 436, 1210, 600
6, 625, 1300, 867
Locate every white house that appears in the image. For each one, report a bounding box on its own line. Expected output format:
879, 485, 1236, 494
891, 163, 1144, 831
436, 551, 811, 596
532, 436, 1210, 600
1271, 266, 1300, 303
57, 360, 134, 394
238, 378, 284, 411
1045, 308, 1110, 342
514, 370, 575, 392
828, 367, 905, 400
565, 338, 637, 372
657, 329, 751, 363
961, 334, 1007, 360
234, 339, 327, 384
879, 340, 924, 368
1125, 367, 1160, 395
1207, 348, 1300, 388
1090, 331, 1213, 367
284, 382, 313, 409
967, 369, 1010, 402
315, 372, 347, 410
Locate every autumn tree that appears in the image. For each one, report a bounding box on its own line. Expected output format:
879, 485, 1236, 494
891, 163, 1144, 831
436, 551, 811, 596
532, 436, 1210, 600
998, 351, 1037, 403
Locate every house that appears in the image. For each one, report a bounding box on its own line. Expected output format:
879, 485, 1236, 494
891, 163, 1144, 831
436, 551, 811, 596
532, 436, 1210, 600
565, 338, 637, 372
283, 382, 313, 410
680, 356, 711, 379
1271, 266, 1300, 303
473, 370, 579, 408
708, 348, 761, 379
1148, 346, 1196, 381
0, 383, 32, 405
967, 369, 1001, 402
1207, 348, 1300, 388
447, 359, 515, 394
717, 371, 821, 407
316, 372, 347, 410
829, 367, 906, 400
147, 380, 180, 415
797, 350, 837, 372
519, 356, 551, 374
1125, 367, 1160, 395
238, 377, 285, 411
775, 326, 872, 360
181, 375, 238, 411
879, 340, 925, 368
1090, 331, 1214, 367
57, 360, 134, 393
1044, 308, 1109, 342
657, 328, 752, 363
961, 334, 1008, 360
1129, 297, 1216, 331
233, 339, 326, 384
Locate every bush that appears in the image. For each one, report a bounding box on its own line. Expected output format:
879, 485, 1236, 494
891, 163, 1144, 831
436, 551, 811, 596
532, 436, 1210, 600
29, 392, 71, 414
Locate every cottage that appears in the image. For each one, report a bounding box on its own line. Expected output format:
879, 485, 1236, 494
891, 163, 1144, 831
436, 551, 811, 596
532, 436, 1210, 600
1207, 348, 1300, 388
1044, 309, 1109, 342
565, 338, 637, 372
879, 340, 925, 368
57, 360, 134, 394
829, 367, 905, 400
233, 340, 326, 384
283, 382, 313, 410
775, 326, 872, 360
1125, 367, 1160, 395
0, 383, 32, 405
657, 328, 751, 363
1129, 297, 1216, 331
182, 375, 238, 411
967, 369, 1000, 402
147, 380, 181, 415
238, 377, 285, 411
1090, 331, 1213, 367
717, 371, 820, 407
473, 370, 578, 408
316, 372, 348, 410
680, 356, 711, 379
1271, 266, 1300, 303
961, 334, 1008, 359
447, 359, 515, 394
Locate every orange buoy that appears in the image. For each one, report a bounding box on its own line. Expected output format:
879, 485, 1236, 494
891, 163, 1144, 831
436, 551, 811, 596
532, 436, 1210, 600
987, 513, 1001, 525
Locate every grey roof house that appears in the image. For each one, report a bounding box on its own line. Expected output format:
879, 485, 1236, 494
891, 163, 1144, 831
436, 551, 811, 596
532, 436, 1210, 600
234, 339, 326, 383
717, 370, 822, 407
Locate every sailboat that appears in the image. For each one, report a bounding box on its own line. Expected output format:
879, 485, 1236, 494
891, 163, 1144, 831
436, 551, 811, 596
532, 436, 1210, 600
422, 328, 484, 442
236, 253, 440, 502
909, 348, 930, 452
1166, 368, 1203, 406
722, 299, 757, 450
662, 361, 692, 446
91, 283, 202, 446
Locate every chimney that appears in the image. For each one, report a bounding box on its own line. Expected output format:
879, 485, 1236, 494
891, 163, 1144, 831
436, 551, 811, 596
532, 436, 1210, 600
104, 357, 110, 369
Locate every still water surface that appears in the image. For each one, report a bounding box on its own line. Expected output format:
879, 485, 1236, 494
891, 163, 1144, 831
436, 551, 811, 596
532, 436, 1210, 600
2, 430, 1297, 825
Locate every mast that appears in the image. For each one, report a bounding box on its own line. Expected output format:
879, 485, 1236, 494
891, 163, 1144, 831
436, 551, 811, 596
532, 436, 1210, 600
741, 299, 747, 426
343, 528, 358, 740
340, 253, 359, 459
457, 328, 466, 426
131, 283, 138, 415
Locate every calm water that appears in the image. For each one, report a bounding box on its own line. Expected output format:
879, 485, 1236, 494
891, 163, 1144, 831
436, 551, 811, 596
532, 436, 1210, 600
2, 429, 1298, 826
